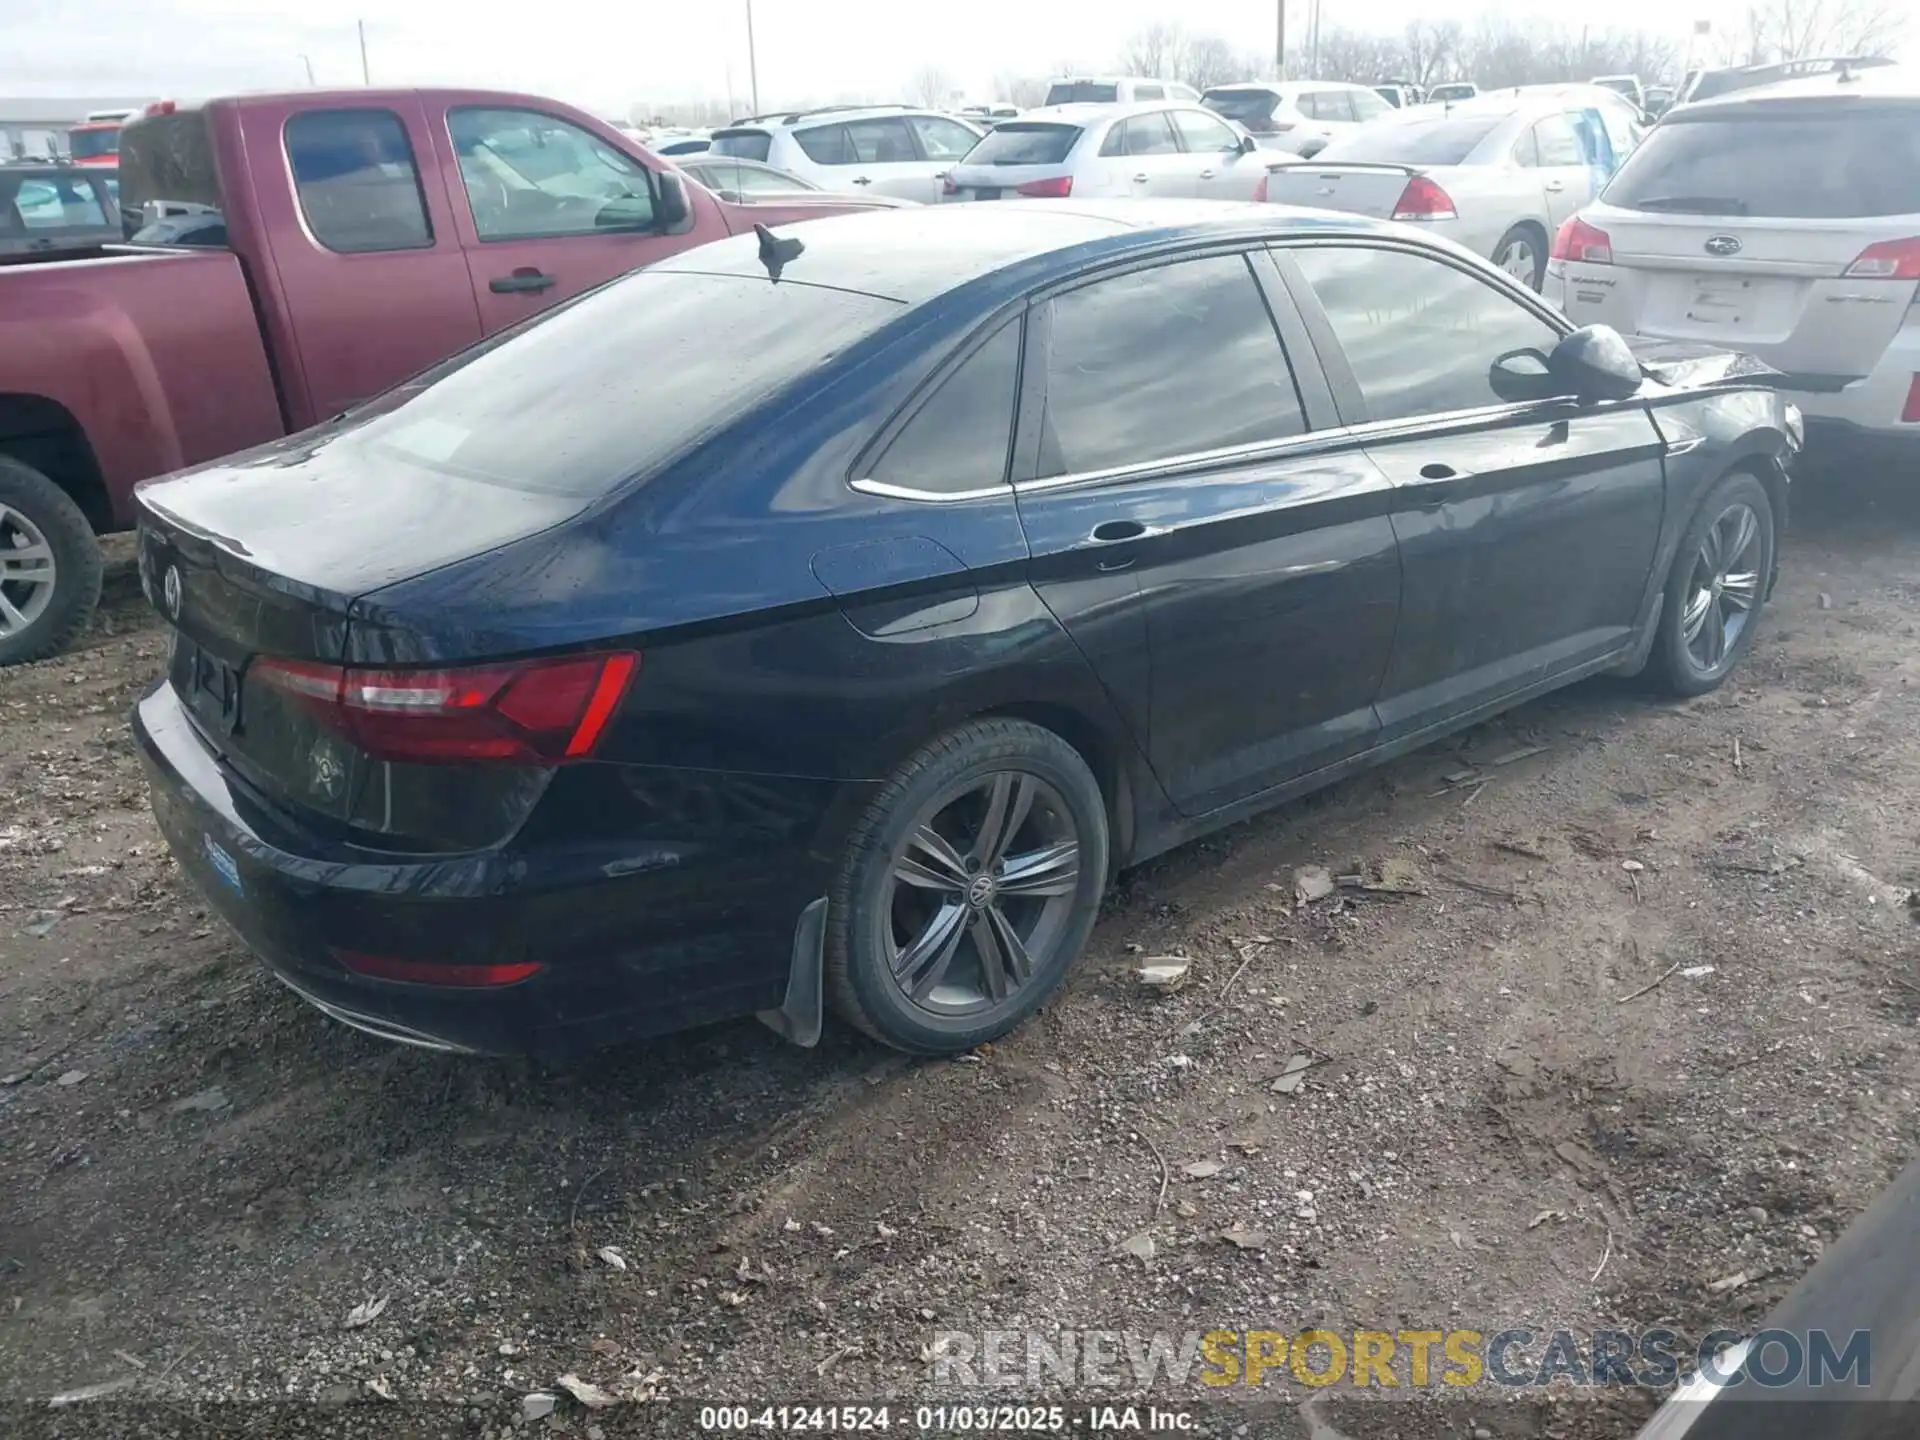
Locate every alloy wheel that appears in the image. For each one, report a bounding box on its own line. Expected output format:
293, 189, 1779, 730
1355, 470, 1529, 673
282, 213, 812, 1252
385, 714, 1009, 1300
878, 770, 1083, 1017
1681, 500, 1763, 674
1498, 237, 1540, 288
0, 503, 57, 639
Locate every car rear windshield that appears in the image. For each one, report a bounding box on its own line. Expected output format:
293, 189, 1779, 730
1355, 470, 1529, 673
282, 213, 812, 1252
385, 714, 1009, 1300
1605, 104, 1920, 218
1317, 116, 1503, 164
1045, 82, 1118, 105
334, 271, 901, 499
709, 128, 772, 162
961, 123, 1081, 166
1202, 88, 1280, 127
68, 127, 119, 161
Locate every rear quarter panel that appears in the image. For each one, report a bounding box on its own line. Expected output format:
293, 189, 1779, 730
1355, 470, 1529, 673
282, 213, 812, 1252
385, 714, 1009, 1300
0, 250, 284, 524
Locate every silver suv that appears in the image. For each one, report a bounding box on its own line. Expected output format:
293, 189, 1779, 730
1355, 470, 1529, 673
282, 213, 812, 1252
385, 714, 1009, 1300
706, 105, 982, 203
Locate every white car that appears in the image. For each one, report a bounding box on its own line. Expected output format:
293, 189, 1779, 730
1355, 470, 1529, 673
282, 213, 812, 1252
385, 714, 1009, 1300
1258, 92, 1638, 289
942, 103, 1269, 203
1041, 76, 1200, 107
1199, 81, 1394, 157
1548, 64, 1920, 447
1428, 82, 1480, 104
706, 105, 984, 203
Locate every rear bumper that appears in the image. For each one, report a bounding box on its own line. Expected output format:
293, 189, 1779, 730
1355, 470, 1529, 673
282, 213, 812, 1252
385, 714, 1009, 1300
134, 682, 853, 1057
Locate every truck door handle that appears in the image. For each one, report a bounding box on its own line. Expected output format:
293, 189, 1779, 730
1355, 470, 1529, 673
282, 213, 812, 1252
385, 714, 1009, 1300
490, 269, 557, 294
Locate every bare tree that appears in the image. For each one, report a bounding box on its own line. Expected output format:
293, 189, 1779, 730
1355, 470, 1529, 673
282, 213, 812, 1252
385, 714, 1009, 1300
1312, 27, 1403, 85
991, 71, 1052, 109
1728, 0, 1906, 64
1123, 22, 1188, 80
1180, 34, 1254, 90
908, 65, 959, 109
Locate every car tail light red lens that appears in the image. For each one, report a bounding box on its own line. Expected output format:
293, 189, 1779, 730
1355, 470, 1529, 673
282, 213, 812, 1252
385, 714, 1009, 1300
1844, 237, 1920, 280
1391, 174, 1456, 221
1015, 175, 1072, 197
333, 950, 543, 987
1903, 374, 1920, 423
254, 651, 638, 764
1551, 216, 1613, 265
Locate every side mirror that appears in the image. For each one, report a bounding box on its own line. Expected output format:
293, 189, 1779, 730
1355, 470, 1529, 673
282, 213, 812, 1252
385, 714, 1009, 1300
1548, 324, 1643, 401
654, 169, 694, 234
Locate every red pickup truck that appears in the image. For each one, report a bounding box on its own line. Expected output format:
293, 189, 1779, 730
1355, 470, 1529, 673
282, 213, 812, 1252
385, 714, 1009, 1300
0, 87, 876, 664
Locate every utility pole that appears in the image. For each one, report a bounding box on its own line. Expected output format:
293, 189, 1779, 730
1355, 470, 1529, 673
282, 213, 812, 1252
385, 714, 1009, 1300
1275, 0, 1286, 79
745, 0, 760, 113
357, 20, 370, 85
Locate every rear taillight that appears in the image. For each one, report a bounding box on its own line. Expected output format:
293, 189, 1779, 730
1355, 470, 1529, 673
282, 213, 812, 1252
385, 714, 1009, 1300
1015, 175, 1072, 197
1551, 216, 1613, 265
334, 950, 542, 988
253, 651, 638, 764
1391, 174, 1456, 221
1844, 237, 1920, 280
1252, 171, 1270, 203
1902, 375, 1920, 423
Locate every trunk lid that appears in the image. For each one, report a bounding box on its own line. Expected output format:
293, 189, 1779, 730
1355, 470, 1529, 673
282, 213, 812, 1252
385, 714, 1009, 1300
1262, 161, 1431, 219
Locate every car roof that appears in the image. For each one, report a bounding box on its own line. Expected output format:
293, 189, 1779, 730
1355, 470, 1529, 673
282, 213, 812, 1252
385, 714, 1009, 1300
1048, 75, 1169, 85
1385, 91, 1574, 123
1677, 61, 1920, 111
1013, 100, 1208, 124
1207, 79, 1374, 95
648, 200, 1396, 306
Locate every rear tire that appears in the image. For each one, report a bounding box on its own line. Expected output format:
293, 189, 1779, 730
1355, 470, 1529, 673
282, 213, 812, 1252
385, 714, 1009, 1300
0, 456, 102, 667
1649, 470, 1775, 697
824, 719, 1109, 1054
1493, 223, 1547, 291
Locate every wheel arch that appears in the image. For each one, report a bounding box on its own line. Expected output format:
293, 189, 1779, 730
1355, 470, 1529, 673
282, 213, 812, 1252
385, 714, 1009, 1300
0, 393, 111, 533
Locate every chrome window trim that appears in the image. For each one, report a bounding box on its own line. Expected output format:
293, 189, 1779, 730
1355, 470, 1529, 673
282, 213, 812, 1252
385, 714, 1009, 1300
850, 477, 1013, 503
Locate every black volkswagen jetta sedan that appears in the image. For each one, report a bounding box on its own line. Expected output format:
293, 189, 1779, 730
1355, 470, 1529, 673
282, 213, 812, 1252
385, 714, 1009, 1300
132, 201, 1799, 1057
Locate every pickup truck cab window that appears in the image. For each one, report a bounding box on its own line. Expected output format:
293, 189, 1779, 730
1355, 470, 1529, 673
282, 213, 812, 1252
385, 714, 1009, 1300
285, 108, 434, 254
448, 107, 656, 240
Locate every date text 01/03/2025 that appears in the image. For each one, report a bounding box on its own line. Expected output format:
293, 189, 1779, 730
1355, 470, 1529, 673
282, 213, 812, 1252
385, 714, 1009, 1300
696, 1405, 1200, 1431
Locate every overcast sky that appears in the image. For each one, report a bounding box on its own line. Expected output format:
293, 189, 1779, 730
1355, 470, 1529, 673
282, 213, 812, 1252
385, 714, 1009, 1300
0, 0, 1898, 115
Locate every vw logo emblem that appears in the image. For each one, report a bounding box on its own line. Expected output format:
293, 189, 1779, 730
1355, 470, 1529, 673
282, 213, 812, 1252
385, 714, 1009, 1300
161, 565, 182, 619
1704, 235, 1742, 257
966, 874, 997, 909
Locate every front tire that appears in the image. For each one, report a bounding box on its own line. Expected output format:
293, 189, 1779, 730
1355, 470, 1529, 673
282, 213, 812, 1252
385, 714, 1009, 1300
1493, 224, 1547, 291
1649, 470, 1775, 697
0, 456, 102, 667
825, 718, 1109, 1054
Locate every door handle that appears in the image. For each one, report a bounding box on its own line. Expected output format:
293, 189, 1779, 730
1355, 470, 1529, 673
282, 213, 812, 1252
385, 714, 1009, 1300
1418, 462, 1461, 480
1090, 519, 1151, 542
852, 176, 872, 186
1544, 179, 1565, 193
1199, 168, 1216, 178
1133, 172, 1150, 183
490, 268, 557, 294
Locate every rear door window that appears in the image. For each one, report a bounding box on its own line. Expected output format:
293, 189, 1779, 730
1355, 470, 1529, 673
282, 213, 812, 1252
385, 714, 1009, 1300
1349, 88, 1391, 121
709, 129, 773, 162
286, 108, 433, 253
1103, 112, 1179, 157
843, 118, 918, 164
1303, 91, 1356, 122
868, 321, 1022, 495
1170, 109, 1240, 152
909, 115, 981, 161
1604, 105, 1920, 218
1037, 253, 1306, 476
1203, 89, 1280, 128
792, 125, 853, 165
1531, 115, 1585, 167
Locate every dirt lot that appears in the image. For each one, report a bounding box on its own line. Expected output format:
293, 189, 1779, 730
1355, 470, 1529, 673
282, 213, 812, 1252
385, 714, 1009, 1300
5, 461, 1920, 1438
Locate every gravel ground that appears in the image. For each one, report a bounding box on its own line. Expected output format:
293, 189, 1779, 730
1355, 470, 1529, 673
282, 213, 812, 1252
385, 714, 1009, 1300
3, 460, 1919, 1439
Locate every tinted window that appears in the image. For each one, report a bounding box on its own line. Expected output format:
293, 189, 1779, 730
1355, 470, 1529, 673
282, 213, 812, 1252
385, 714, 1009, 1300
870, 321, 1021, 494
1532, 115, 1584, 167
1302, 91, 1355, 122
843, 117, 918, 163
1318, 116, 1501, 165
286, 109, 432, 254
709, 129, 773, 162
1170, 109, 1239, 152
963, 123, 1082, 166
1349, 89, 1391, 121
1292, 246, 1562, 422
1038, 254, 1305, 477
1046, 82, 1119, 105
340, 271, 901, 498
4, 174, 108, 228
449, 108, 654, 240
1203, 89, 1281, 129
1111, 112, 1179, 157
910, 115, 980, 161
792, 125, 852, 165
1135, 84, 1164, 100
1604, 106, 1920, 218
